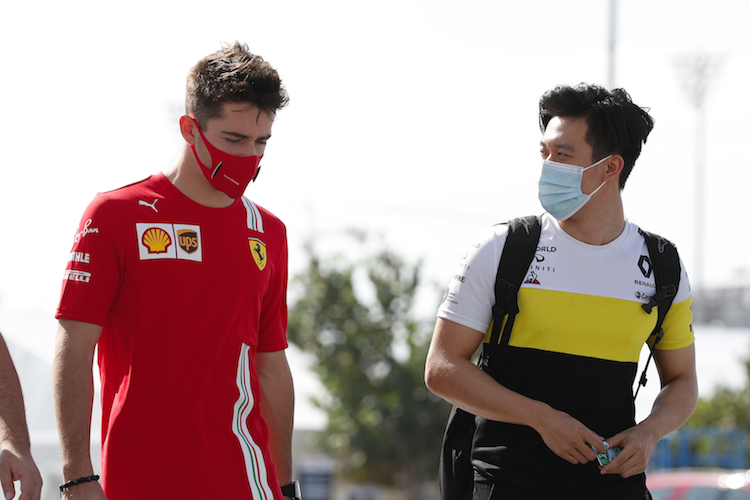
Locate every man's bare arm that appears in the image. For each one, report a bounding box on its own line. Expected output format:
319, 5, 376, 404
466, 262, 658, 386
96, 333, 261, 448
53, 319, 107, 499
0, 333, 42, 500
256, 350, 295, 494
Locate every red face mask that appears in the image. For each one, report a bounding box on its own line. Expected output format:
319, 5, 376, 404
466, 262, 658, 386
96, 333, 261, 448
189, 120, 262, 199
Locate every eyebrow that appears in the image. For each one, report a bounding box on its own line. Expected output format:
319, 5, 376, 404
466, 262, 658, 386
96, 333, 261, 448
540, 140, 577, 151
222, 130, 272, 141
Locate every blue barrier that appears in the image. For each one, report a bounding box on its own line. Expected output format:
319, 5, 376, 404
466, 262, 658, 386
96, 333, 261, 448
649, 427, 748, 470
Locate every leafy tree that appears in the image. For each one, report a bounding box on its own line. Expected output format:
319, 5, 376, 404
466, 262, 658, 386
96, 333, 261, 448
686, 357, 750, 429
679, 349, 750, 469
287, 243, 451, 494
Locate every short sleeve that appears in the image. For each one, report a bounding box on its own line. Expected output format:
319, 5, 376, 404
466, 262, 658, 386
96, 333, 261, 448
256, 219, 289, 353
656, 258, 694, 351
436, 225, 508, 334
55, 194, 126, 326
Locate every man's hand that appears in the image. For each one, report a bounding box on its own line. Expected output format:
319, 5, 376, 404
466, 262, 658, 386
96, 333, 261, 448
599, 424, 657, 478
534, 407, 607, 465
0, 448, 41, 500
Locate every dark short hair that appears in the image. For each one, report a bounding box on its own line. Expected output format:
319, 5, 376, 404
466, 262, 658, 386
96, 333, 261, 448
539, 84, 654, 189
185, 42, 289, 128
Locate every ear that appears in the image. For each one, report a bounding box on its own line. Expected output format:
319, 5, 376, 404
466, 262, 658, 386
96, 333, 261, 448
602, 155, 624, 183
179, 115, 198, 145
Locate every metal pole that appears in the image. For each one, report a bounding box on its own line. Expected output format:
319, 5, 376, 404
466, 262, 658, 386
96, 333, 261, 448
608, 0, 617, 88
694, 96, 706, 300
674, 54, 721, 322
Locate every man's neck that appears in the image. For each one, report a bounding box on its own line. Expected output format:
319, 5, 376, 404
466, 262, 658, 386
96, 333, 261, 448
557, 195, 626, 246
163, 146, 236, 208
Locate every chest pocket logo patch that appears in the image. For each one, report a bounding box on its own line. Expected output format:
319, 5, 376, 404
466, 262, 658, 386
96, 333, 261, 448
178, 230, 199, 254
136, 223, 202, 262
143, 227, 172, 254
249, 237, 267, 271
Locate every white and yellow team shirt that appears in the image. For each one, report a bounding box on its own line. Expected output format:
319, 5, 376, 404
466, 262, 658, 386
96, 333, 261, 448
437, 213, 693, 497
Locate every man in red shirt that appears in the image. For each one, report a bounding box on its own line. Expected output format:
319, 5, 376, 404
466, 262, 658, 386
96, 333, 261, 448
54, 43, 298, 500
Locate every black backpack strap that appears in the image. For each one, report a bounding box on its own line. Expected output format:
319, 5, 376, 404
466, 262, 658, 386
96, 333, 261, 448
482, 215, 542, 370
634, 228, 681, 398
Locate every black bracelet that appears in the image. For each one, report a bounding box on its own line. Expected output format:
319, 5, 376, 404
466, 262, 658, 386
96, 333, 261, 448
59, 475, 100, 492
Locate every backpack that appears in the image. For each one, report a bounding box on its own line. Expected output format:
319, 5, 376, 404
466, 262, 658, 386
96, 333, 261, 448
438, 216, 681, 500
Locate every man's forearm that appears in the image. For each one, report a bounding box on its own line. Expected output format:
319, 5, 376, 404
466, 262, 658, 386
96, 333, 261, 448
0, 335, 31, 454
639, 345, 698, 443
262, 390, 293, 485
599, 360, 699, 478
639, 372, 698, 443
53, 322, 99, 479
0, 334, 43, 500
257, 351, 295, 486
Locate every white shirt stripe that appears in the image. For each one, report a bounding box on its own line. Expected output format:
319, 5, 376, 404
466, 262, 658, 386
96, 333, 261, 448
233, 344, 274, 499
242, 197, 265, 233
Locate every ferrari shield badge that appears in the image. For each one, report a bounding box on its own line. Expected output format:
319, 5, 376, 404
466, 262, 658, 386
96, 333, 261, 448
248, 237, 267, 271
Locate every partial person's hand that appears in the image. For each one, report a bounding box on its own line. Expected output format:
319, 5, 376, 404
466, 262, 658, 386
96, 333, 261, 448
60, 480, 108, 500
534, 407, 607, 465
0, 448, 42, 500
600, 424, 657, 478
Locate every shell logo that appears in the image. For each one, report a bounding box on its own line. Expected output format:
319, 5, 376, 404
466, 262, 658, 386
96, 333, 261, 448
142, 227, 172, 254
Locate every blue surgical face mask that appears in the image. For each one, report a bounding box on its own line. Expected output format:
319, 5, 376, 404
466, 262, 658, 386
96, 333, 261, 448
538, 155, 612, 221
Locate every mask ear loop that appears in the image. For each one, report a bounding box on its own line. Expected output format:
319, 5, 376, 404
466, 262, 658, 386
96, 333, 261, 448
188, 118, 218, 174
582, 154, 613, 172
556, 156, 612, 220
581, 154, 612, 198
587, 180, 607, 197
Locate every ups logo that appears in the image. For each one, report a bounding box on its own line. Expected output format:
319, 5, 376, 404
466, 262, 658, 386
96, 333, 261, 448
178, 230, 199, 254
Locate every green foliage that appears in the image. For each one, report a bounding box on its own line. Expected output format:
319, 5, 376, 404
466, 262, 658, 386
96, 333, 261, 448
686, 357, 750, 429
287, 243, 450, 487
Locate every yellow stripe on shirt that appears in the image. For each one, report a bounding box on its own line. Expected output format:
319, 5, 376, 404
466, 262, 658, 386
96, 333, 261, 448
485, 288, 693, 363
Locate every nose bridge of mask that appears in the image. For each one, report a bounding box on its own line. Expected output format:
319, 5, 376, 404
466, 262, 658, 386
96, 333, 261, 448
544, 153, 612, 173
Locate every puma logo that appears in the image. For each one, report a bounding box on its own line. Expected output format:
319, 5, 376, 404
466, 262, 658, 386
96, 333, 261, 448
138, 199, 159, 213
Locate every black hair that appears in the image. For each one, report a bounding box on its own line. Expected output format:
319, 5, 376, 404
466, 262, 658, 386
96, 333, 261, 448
186, 42, 289, 127
539, 83, 654, 189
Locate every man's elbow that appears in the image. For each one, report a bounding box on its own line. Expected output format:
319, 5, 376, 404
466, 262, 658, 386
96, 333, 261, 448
424, 354, 449, 398
684, 374, 699, 413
